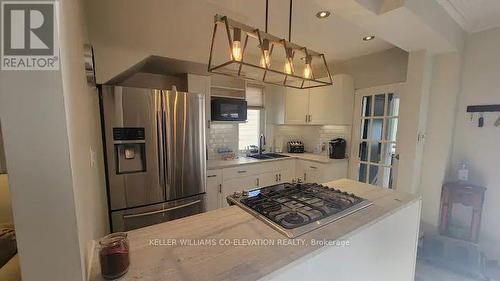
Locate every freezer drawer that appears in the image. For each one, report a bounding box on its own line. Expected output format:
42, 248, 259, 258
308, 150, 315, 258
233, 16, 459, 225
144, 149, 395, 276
111, 194, 205, 232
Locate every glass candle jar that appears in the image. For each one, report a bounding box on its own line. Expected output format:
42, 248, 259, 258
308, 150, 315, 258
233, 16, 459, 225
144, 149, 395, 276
99, 232, 130, 280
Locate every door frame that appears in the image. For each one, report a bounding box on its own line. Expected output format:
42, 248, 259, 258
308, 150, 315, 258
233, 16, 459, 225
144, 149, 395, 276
349, 83, 404, 189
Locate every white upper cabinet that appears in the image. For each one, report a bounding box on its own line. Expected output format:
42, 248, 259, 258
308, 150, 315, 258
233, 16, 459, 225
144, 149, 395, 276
268, 74, 354, 125
309, 75, 354, 125
308, 85, 333, 125
284, 87, 310, 124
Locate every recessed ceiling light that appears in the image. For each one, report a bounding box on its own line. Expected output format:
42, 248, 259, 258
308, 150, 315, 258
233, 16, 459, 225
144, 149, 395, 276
363, 35, 375, 41
316, 11, 331, 19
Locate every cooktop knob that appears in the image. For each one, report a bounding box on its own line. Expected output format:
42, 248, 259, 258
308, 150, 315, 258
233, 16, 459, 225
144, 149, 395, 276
233, 191, 242, 198
242, 190, 249, 197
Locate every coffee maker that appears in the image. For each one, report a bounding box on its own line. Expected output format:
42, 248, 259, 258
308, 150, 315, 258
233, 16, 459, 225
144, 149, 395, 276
328, 138, 346, 159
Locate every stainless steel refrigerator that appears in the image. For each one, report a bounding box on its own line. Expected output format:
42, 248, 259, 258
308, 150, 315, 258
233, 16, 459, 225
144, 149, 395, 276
100, 85, 206, 232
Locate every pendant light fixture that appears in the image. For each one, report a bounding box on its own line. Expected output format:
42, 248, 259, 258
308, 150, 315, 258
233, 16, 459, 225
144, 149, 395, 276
260, 39, 271, 68
232, 28, 242, 61
208, 0, 333, 89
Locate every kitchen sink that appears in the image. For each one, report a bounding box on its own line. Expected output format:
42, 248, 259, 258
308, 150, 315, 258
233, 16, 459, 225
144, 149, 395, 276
249, 153, 290, 160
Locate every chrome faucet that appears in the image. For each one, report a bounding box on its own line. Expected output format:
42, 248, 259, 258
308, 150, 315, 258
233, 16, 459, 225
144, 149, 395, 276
259, 134, 266, 154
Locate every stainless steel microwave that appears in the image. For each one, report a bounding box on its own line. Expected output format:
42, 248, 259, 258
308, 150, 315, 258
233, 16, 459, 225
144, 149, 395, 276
211, 97, 247, 121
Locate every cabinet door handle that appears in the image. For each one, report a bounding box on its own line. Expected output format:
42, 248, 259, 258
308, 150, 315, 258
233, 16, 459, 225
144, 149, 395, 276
275, 174, 279, 182
219, 184, 222, 193
308, 115, 312, 122
305, 115, 308, 123
256, 178, 260, 186
279, 174, 282, 181
310, 166, 318, 169
304, 173, 307, 182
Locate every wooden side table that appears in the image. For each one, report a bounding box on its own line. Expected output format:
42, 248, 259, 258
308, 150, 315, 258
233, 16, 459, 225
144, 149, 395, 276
439, 182, 486, 243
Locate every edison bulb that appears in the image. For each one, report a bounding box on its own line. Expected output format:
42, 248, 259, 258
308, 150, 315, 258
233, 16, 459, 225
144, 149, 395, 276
284, 60, 293, 74
260, 50, 271, 68
232, 41, 242, 61
304, 63, 312, 79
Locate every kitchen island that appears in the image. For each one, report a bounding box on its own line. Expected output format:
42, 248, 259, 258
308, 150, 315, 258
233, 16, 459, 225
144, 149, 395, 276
88, 179, 421, 281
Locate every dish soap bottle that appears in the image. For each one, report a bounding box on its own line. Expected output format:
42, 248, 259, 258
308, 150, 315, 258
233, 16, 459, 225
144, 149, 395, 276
458, 162, 469, 182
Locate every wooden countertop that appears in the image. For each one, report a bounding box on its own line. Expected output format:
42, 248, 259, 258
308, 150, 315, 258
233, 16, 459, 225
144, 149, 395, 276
89, 179, 420, 281
207, 153, 347, 170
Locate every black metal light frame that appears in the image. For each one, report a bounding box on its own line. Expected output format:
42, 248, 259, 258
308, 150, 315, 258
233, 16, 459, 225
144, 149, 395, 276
208, 14, 333, 89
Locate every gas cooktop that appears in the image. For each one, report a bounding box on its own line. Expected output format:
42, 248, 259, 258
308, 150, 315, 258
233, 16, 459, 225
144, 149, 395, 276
227, 183, 373, 238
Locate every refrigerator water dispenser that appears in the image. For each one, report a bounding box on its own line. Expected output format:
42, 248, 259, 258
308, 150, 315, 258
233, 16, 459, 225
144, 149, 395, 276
113, 127, 147, 174
115, 143, 146, 174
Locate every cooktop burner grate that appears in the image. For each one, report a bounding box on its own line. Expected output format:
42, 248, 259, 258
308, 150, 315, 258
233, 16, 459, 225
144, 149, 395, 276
240, 183, 366, 229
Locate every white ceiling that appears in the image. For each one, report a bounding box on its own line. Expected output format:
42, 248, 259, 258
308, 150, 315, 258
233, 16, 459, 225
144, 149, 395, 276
206, 0, 396, 62
436, 0, 500, 33
87, 0, 394, 64
262, 0, 395, 62
85, 0, 400, 82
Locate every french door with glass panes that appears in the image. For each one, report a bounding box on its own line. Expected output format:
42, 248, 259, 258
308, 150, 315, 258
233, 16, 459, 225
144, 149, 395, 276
350, 84, 402, 189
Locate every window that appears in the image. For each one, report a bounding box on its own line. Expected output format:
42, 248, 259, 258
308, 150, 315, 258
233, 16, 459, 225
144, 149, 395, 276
239, 109, 261, 150
239, 86, 264, 151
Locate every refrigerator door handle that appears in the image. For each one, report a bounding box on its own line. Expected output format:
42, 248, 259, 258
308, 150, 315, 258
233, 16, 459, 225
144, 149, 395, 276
161, 91, 171, 192
122, 199, 202, 219
156, 91, 165, 190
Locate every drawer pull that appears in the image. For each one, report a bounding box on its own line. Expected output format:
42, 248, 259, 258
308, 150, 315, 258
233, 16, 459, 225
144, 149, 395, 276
237, 170, 247, 173
207, 175, 217, 178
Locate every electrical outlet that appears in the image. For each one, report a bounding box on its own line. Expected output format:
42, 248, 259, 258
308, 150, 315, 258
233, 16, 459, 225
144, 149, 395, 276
417, 132, 426, 142
90, 147, 96, 168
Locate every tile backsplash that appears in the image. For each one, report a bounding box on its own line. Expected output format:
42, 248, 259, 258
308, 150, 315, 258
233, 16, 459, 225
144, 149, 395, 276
272, 125, 352, 155
207, 123, 238, 160
207, 122, 352, 160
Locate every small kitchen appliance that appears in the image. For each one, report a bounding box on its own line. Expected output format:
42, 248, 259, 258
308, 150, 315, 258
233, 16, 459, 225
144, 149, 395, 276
227, 183, 372, 238
211, 97, 247, 121
328, 138, 347, 159
287, 141, 304, 153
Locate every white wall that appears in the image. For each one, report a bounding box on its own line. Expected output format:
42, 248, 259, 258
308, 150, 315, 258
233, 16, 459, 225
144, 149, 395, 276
0, 45, 84, 281
332, 47, 408, 89
450, 27, 500, 260
59, 0, 109, 276
396, 50, 433, 194
418, 53, 462, 229
0, 0, 107, 279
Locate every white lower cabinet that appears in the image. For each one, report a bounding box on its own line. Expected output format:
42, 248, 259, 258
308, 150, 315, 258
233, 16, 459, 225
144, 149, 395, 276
221, 175, 258, 207
323, 161, 349, 182
277, 160, 295, 183
206, 169, 222, 211
208, 158, 346, 211
305, 164, 324, 183
259, 171, 280, 187
295, 160, 348, 184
